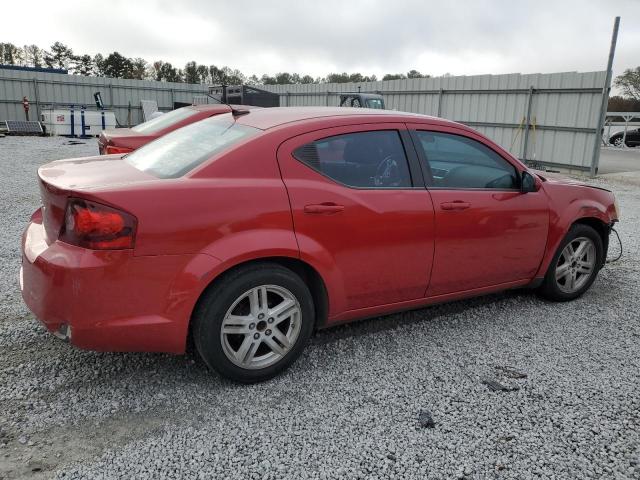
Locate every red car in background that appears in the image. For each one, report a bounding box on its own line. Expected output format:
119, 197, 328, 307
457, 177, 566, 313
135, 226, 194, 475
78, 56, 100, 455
21, 107, 619, 383
97, 104, 248, 154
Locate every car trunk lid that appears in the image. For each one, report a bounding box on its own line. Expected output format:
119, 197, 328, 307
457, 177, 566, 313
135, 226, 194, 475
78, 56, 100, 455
98, 128, 142, 153
37, 155, 157, 244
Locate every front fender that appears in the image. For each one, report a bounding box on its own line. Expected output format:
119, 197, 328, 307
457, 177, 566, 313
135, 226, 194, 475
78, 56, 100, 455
535, 190, 615, 278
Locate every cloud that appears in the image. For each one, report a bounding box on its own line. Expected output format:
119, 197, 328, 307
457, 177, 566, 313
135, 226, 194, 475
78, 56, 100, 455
2, 0, 639, 79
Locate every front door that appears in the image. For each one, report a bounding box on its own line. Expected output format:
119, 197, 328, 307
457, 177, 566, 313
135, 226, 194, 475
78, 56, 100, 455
408, 124, 549, 297
277, 124, 435, 315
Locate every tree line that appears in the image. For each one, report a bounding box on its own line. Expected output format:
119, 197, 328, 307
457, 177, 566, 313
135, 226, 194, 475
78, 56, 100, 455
3, 41, 639, 109
0, 41, 430, 85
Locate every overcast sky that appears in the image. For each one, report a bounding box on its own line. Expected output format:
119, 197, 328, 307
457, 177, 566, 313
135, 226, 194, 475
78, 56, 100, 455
3, 0, 639, 80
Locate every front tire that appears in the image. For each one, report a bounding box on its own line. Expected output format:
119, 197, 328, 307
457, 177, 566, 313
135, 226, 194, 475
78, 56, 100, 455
538, 224, 603, 301
193, 263, 315, 383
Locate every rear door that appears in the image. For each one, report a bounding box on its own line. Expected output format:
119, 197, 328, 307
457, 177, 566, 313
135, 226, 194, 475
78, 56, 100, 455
408, 124, 549, 297
277, 123, 435, 315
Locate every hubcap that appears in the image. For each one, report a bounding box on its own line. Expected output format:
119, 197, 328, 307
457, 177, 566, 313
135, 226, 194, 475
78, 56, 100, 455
555, 237, 596, 293
220, 285, 301, 370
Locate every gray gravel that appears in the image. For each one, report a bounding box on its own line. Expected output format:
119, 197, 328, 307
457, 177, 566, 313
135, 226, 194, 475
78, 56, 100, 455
1, 136, 639, 479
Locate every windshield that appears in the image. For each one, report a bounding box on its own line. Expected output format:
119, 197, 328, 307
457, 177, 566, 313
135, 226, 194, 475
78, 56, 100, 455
126, 115, 259, 178
131, 107, 198, 134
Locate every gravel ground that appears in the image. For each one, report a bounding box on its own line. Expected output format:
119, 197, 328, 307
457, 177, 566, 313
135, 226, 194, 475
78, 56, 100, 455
0, 136, 639, 479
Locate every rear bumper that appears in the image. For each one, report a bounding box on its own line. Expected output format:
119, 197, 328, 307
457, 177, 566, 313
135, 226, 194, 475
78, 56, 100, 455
20, 217, 197, 354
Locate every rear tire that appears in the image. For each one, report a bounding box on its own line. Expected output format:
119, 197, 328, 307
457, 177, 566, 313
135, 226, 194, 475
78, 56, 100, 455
192, 263, 314, 383
538, 224, 603, 302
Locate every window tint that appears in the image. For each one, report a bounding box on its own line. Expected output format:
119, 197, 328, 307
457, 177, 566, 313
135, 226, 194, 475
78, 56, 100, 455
415, 131, 518, 189
293, 130, 412, 188
131, 107, 198, 134
365, 98, 384, 109
126, 115, 259, 178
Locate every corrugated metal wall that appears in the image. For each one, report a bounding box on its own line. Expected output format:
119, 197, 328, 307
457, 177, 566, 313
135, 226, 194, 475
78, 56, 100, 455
0, 69, 606, 171
0, 69, 208, 127
262, 72, 607, 171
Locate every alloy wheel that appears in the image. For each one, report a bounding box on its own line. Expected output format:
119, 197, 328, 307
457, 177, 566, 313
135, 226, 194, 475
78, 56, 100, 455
555, 237, 596, 293
220, 285, 302, 369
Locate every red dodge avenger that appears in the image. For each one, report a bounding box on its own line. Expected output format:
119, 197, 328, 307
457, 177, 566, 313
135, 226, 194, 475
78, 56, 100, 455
21, 107, 619, 382
97, 104, 247, 155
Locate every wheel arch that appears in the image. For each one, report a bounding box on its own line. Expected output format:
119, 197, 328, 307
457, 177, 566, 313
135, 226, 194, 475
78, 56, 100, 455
536, 205, 612, 279
572, 216, 610, 264
187, 256, 330, 351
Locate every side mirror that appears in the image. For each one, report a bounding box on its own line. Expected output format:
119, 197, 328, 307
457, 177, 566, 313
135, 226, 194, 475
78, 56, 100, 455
521, 171, 539, 193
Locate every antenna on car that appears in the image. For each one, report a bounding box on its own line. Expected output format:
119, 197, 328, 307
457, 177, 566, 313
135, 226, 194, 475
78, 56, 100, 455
231, 107, 250, 117
208, 83, 250, 117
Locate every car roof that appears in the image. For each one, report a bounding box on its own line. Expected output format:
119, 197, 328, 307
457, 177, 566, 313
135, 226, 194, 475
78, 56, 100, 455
234, 106, 462, 130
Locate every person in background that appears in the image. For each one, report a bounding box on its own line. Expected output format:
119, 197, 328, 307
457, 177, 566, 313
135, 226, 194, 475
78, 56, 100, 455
22, 96, 30, 121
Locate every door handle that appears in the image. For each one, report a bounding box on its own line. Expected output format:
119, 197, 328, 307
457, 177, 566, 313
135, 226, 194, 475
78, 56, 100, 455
303, 203, 345, 214
440, 201, 471, 211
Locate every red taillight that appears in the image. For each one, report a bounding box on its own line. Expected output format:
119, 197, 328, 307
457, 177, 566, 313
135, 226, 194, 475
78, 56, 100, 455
105, 145, 133, 155
60, 198, 137, 250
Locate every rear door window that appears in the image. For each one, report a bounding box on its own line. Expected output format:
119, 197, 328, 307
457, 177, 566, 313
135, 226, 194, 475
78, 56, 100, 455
292, 130, 412, 188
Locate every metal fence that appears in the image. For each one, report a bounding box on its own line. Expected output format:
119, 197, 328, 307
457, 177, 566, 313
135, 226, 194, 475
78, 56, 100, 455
0, 68, 208, 127
262, 71, 608, 173
0, 68, 611, 173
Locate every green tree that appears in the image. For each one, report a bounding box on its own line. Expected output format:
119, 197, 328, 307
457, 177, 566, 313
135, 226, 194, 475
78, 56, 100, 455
246, 74, 260, 85
300, 75, 315, 84
102, 52, 134, 78
614, 67, 640, 100
196, 64, 210, 83
222, 67, 245, 85
208, 65, 244, 85
184, 61, 199, 84
325, 72, 350, 83
407, 69, 429, 79
23, 44, 43, 67
157, 62, 182, 82
323, 72, 376, 83
382, 73, 406, 81
93, 54, 105, 76
44, 42, 74, 69
1, 42, 23, 65
347, 73, 365, 83
131, 58, 148, 80
72, 54, 94, 76
261, 74, 277, 84
274, 72, 295, 84
152, 61, 164, 81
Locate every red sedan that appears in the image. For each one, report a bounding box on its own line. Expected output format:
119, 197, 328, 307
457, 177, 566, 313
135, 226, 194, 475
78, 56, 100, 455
97, 104, 244, 155
21, 107, 619, 382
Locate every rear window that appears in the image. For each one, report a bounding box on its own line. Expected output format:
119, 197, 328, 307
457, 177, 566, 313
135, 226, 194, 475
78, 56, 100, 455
131, 107, 198, 134
126, 115, 259, 178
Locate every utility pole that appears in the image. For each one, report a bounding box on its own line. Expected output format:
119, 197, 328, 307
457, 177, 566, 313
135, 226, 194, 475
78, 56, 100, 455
591, 16, 620, 177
